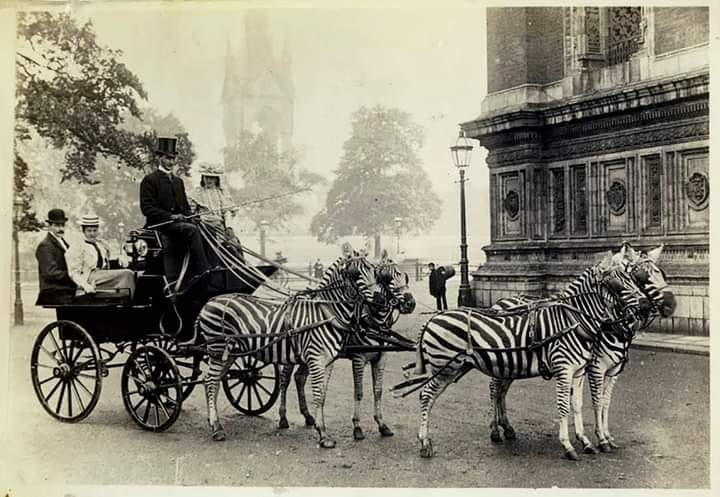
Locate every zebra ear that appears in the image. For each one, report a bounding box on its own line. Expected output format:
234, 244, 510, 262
380, 249, 389, 261
646, 244, 664, 262
341, 242, 353, 257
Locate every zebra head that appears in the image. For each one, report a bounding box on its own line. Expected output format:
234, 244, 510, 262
374, 250, 416, 315
616, 242, 676, 319
587, 252, 653, 337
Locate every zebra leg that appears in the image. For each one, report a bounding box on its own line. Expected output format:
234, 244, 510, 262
371, 352, 393, 437
418, 367, 457, 458
601, 375, 620, 449
587, 363, 612, 452
351, 355, 366, 440
556, 370, 579, 461
294, 364, 315, 426
204, 351, 230, 441
308, 360, 336, 448
497, 378, 516, 440
278, 364, 293, 430
571, 374, 598, 455
489, 378, 503, 443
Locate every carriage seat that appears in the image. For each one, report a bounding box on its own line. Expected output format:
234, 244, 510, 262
37, 287, 134, 308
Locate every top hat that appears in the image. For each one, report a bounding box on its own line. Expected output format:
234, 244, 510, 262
46, 208, 68, 224
79, 213, 100, 228
155, 137, 178, 157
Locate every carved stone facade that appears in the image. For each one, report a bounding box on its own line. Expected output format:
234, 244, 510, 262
463, 7, 709, 336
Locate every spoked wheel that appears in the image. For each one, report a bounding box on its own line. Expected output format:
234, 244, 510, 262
144, 335, 202, 401
121, 345, 183, 432
30, 320, 103, 423
222, 355, 280, 415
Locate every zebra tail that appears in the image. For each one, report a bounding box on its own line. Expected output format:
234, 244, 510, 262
411, 315, 436, 376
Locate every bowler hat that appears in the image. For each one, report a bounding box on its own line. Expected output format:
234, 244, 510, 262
46, 208, 68, 224
155, 136, 178, 157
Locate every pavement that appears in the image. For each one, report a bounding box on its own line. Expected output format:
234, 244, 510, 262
405, 277, 710, 357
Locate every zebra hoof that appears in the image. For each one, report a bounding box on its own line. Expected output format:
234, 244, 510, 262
379, 424, 394, 437
212, 429, 226, 442
599, 441, 612, 453
608, 439, 620, 449
353, 427, 365, 441
319, 437, 336, 449
490, 431, 503, 444
420, 439, 435, 458
278, 417, 289, 430
564, 449, 579, 461
305, 415, 316, 427
503, 426, 517, 440
583, 445, 599, 455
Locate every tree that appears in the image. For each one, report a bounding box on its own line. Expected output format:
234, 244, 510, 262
14, 12, 149, 231
223, 130, 323, 231
310, 105, 441, 257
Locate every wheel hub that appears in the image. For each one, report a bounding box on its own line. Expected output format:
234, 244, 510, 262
53, 363, 72, 379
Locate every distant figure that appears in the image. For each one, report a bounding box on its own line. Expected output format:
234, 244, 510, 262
313, 258, 324, 279
428, 262, 448, 311
35, 208, 76, 304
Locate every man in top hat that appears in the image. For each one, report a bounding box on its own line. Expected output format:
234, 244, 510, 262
35, 208, 76, 304
140, 136, 210, 296
66, 213, 136, 298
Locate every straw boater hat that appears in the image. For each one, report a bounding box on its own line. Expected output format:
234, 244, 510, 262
79, 214, 100, 228
197, 162, 224, 178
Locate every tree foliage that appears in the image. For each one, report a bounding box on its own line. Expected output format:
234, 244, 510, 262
224, 131, 323, 231
310, 105, 441, 252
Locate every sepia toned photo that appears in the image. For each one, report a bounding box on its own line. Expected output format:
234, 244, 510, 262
0, 1, 713, 494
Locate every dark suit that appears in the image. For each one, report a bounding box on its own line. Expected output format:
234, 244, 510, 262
140, 168, 209, 282
35, 233, 76, 304
429, 268, 447, 311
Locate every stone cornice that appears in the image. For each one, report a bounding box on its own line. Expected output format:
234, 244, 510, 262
462, 70, 709, 142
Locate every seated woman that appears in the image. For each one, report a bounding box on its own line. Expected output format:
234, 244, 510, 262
66, 213, 136, 299
191, 162, 244, 262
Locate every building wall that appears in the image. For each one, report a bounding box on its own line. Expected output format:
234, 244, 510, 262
464, 7, 709, 336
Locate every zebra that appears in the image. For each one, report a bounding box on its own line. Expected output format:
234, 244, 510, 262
401, 252, 651, 460
486, 245, 671, 455
277, 253, 416, 440
198, 249, 386, 448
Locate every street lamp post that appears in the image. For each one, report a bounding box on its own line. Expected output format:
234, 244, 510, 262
393, 217, 402, 256
450, 132, 474, 308
13, 196, 24, 326
259, 220, 269, 257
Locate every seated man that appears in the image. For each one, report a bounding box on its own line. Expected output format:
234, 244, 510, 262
66, 213, 136, 299
35, 208, 76, 304
140, 136, 210, 297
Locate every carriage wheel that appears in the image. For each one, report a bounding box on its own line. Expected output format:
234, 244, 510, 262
30, 320, 103, 423
121, 345, 183, 432
222, 355, 280, 416
144, 336, 202, 401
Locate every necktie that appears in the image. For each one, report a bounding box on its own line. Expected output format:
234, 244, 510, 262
86, 240, 104, 269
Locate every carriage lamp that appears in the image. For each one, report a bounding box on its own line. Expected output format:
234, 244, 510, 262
450, 131, 473, 308
13, 195, 24, 326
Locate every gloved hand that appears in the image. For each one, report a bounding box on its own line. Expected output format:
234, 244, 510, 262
82, 282, 96, 294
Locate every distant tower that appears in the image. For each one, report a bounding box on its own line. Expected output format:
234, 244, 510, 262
222, 11, 295, 151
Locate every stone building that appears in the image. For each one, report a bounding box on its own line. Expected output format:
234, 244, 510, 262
461, 7, 709, 335
222, 11, 294, 151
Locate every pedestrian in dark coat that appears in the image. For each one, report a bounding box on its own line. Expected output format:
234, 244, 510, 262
427, 262, 448, 311
35, 208, 76, 304
139, 136, 210, 295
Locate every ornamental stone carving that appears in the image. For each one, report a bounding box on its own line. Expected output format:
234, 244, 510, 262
503, 190, 520, 220
606, 180, 627, 215
687, 172, 709, 210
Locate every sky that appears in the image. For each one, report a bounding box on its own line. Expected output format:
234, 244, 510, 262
71, 2, 491, 242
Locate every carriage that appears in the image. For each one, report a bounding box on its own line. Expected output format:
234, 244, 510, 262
30, 226, 284, 432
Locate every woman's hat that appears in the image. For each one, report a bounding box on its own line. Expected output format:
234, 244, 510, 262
198, 162, 224, 177
79, 214, 101, 228
46, 208, 68, 224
